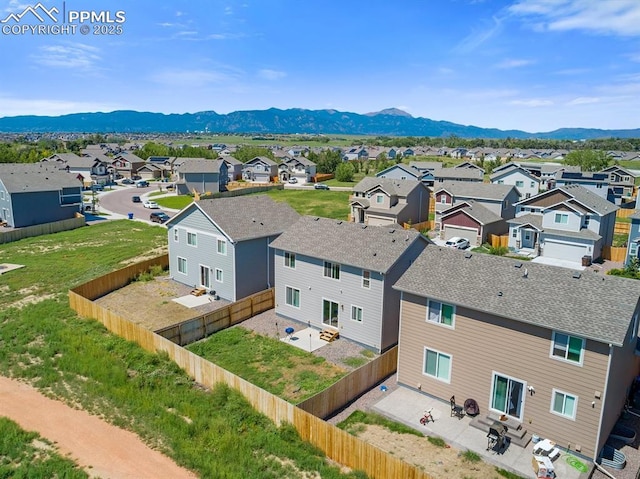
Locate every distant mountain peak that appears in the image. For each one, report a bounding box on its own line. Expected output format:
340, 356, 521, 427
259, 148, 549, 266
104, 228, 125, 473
366, 108, 413, 118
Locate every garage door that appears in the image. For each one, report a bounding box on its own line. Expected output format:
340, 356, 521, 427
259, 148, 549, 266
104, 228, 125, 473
542, 240, 586, 262
443, 226, 478, 245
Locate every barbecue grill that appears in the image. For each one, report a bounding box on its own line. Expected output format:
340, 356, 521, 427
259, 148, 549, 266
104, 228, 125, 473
487, 422, 508, 452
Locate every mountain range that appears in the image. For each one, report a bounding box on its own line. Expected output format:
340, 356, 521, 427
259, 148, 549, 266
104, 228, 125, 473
0, 107, 638, 140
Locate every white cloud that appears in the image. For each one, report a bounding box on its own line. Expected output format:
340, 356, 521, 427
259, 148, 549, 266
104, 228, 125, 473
0, 96, 121, 117
510, 98, 554, 107
509, 0, 640, 36
258, 69, 286, 81
454, 15, 504, 53
567, 96, 600, 105
224, 6, 233, 15
495, 58, 535, 69
150, 69, 238, 88
31, 43, 101, 70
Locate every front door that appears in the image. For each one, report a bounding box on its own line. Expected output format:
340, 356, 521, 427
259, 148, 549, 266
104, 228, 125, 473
522, 230, 535, 249
322, 299, 339, 328
491, 373, 525, 421
200, 265, 210, 289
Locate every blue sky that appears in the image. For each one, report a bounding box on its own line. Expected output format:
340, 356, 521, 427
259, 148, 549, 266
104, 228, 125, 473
0, 0, 639, 132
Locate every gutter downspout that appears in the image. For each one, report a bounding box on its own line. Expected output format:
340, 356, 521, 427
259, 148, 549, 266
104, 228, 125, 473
266, 237, 271, 289
594, 344, 614, 466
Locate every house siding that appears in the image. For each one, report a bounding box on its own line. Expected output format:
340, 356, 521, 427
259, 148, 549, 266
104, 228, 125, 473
235, 235, 277, 300
397, 292, 610, 458
273, 250, 386, 351
10, 190, 79, 227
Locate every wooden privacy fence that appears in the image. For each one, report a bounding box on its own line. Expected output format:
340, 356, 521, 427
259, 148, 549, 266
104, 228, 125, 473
0, 214, 85, 245
69, 297, 431, 478
156, 289, 274, 345
489, 234, 509, 248
403, 220, 433, 232
297, 346, 397, 418
602, 246, 627, 262
616, 209, 637, 219
615, 222, 631, 235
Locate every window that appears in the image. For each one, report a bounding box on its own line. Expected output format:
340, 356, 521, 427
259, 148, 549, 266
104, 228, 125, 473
423, 348, 451, 382
516, 180, 524, 187
177, 257, 187, 274
285, 286, 300, 307
551, 390, 577, 419
440, 195, 447, 204
554, 213, 569, 225
362, 270, 371, 288
284, 252, 296, 268
497, 180, 504, 184
584, 215, 590, 226
217, 239, 227, 255
530, 181, 535, 188
376, 194, 384, 204
512, 228, 517, 238
323, 261, 340, 280
173, 228, 178, 242
427, 300, 454, 327
551, 332, 584, 364
351, 305, 363, 322
187, 232, 197, 246
631, 242, 639, 259
596, 183, 603, 189
215, 268, 223, 282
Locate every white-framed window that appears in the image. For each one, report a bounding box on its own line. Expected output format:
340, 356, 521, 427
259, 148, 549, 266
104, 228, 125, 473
554, 213, 569, 225
173, 228, 178, 242
530, 181, 535, 188
323, 261, 340, 280
630, 242, 639, 258
584, 215, 590, 226
497, 180, 504, 184
215, 268, 223, 282
285, 286, 300, 308
512, 228, 517, 238
177, 257, 187, 274
362, 270, 371, 288
427, 300, 454, 327
551, 389, 577, 420
187, 231, 197, 246
596, 183, 603, 189
551, 332, 584, 364
284, 251, 296, 268
351, 305, 363, 322
440, 195, 447, 204
423, 347, 451, 383
0, 191, 4, 200
217, 239, 227, 255
376, 194, 384, 204
516, 180, 524, 187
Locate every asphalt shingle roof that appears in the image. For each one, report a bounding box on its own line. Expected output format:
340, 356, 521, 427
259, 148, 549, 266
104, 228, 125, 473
269, 216, 428, 273
436, 181, 516, 201
432, 167, 483, 180
190, 195, 300, 241
352, 177, 423, 198
442, 201, 503, 225
0, 163, 82, 193
394, 245, 640, 346
176, 158, 223, 174
557, 185, 618, 216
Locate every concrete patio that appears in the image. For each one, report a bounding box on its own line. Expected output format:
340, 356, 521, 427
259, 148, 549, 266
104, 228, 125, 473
371, 386, 591, 479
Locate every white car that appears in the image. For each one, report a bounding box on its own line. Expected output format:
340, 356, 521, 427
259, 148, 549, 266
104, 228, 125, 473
288, 177, 298, 184
143, 200, 159, 209
445, 237, 469, 249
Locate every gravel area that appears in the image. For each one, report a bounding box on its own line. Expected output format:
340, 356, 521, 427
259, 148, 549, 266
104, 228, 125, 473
591, 403, 640, 479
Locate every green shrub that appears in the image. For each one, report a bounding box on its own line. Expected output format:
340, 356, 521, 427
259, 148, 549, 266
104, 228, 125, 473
427, 436, 446, 447
461, 449, 481, 462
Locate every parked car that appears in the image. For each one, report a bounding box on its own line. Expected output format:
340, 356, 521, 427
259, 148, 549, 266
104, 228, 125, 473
314, 183, 330, 190
131, 195, 141, 203
131, 175, 142, 180
136, 180, 149, 188
445, 237, 470, 249
143, 200, 159, 209
121, 178, 135, 185
91, 184, 104, 191
150, 211, 170, 223
288, 178, 298, 184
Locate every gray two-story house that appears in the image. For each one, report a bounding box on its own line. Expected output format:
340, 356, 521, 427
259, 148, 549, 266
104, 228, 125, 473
269, 217, 429, 352
242, 156, 278, 183
166, 195, 299, 302
278, 157, 317, 184
174, 158, 228, 196
0, 163, 82, 227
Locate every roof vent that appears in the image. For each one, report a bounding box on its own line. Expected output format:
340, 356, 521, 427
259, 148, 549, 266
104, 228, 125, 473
523, 268, 528, 278
572, 271, 581, 279
389, 229, 395, 233
392, 238, 396, 243
464, 253, 472, 259
373, 252, 377, 256
361, 225, 367, 229
514, 262, 523, 269
497, 291, 503, 297
337, 221, 343, 225
314, 217, 320, 221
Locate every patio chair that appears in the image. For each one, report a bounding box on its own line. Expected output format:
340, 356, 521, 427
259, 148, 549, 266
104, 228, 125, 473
450, 395, 464, 419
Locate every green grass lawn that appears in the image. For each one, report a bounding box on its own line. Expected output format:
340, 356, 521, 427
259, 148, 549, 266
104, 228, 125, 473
264, 189, 351, 219
187, 327, 347, 403
0, 221, 363, 478
155, 195, 193, 210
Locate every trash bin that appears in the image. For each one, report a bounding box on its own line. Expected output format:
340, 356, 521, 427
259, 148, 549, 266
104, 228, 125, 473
582, 255, 592, 267
127, 213, 134, 219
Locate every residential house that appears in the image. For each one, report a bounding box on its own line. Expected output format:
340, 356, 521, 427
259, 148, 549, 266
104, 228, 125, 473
42, 152, 108, 187
269, 216, 429, 352
409, 161, 442, 173
490, 163, 541, 200
0, 163, 82, 227
393, 246, 640, 460
600, 165, 637, 206
454, 161, 485, 174
166, 195, 300, 302
433, 181, 519, 230
508, 185, 618, 263
350, 177, 430, 226
278, 157, 317, 184
142, 156, 177, 180
439, 201, 508, 246
375, 163, 423, 182
110, 152, 145, 179
222, 156, 243, 182
174, 158, 228, 195
555, 171, 608, 200
342, 147, 369, 162
432, 167, 483, 184
242, 156, 278, 183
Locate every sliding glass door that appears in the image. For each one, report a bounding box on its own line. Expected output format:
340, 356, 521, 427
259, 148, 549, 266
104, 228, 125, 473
491, 373, 525, 421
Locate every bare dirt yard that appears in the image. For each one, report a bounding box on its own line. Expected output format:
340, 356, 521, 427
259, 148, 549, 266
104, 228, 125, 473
0, 376, 197, 479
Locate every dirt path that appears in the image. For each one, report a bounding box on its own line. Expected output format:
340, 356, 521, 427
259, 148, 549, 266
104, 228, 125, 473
0, 376, 198, 479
